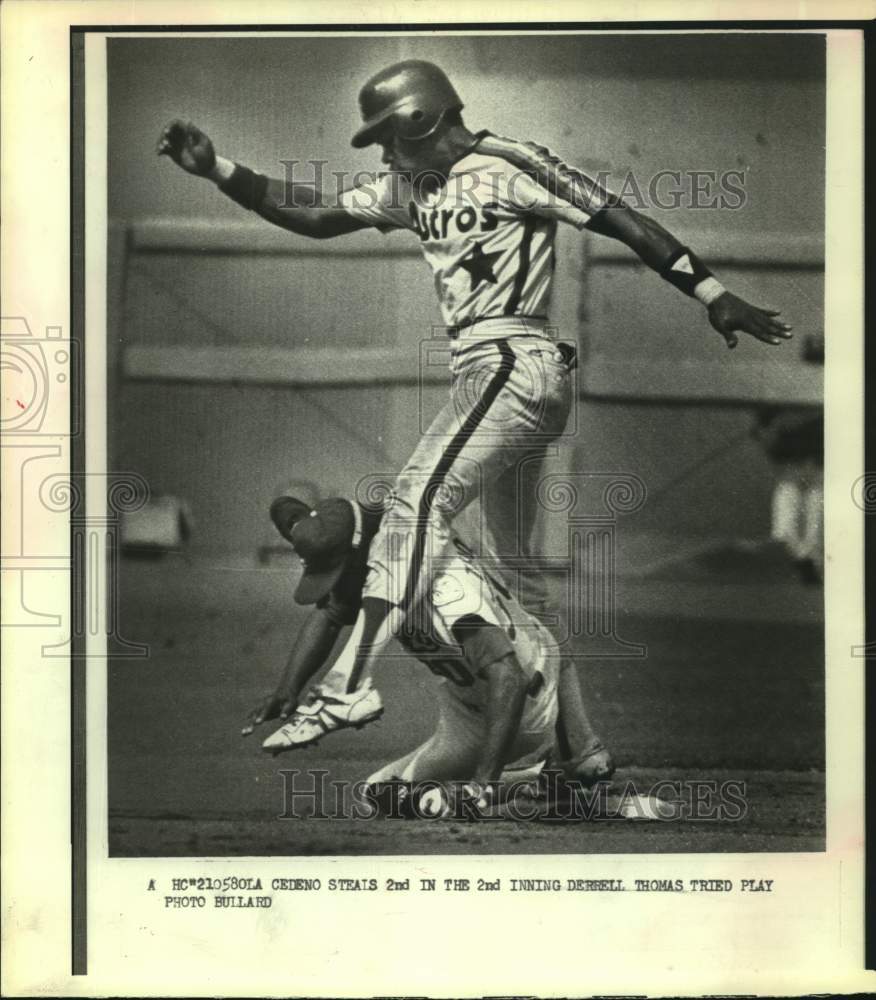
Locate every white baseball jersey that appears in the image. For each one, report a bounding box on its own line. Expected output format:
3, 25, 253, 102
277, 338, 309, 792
339, 131, 612, 344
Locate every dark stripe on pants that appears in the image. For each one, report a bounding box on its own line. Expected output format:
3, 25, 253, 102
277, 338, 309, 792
400, 340, 518, 631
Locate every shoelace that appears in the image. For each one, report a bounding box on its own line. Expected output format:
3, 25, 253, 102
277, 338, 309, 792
281, 702, 328, 732
282, 686, 374, 735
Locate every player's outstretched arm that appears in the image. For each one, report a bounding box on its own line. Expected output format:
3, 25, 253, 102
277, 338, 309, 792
586, 202, 793, 350
241, 607, 343, 735
157, 119, 369, 239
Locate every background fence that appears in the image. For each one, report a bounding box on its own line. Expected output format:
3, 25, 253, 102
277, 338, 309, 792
108, 32, 824, 556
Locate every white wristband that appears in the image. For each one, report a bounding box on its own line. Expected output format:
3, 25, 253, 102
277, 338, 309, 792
208, 155, 236, 185
694, 277, 726, 307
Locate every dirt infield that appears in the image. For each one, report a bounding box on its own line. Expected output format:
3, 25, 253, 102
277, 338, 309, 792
108, 556, 824, 856
110, 768, 823, 856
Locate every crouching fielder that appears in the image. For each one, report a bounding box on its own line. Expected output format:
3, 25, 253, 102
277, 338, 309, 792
250, 495, 613, 795
358, 539, 561, 792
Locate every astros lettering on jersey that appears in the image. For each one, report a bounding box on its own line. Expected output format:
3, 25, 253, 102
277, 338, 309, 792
340, 131, 611, 343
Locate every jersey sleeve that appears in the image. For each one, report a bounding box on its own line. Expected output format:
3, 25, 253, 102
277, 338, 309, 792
479, 135, 617, 231
502, 170, 607, 230
338, 173, 412, 233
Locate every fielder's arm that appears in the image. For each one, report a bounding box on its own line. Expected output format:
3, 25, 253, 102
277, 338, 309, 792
241, 607, 343, 735
157, 120, 368, 239
585, 202, 793, 350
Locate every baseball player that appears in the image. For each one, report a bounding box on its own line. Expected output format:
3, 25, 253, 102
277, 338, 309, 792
245, 493, 614, 794
159, 59, 792, 730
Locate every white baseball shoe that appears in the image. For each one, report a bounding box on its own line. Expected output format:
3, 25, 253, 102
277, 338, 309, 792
261, 679, 384, 755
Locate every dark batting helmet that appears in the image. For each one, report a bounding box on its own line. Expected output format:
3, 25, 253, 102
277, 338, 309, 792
269, 495, 363, 604
351, 60, 463, 148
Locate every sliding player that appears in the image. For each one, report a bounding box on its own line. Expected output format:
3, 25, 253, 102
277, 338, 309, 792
245, 493, 614, 795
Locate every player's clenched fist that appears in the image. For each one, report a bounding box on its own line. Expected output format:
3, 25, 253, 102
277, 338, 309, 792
156, 119, 216, 176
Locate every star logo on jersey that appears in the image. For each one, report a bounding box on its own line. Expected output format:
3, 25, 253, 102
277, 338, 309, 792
458, 242, 503, 291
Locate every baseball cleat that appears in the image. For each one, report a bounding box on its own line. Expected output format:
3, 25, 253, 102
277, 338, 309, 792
261, 678, 384, 755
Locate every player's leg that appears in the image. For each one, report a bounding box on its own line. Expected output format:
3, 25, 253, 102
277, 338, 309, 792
352, 339, 572, 682
365, 730, 480, 785
364, 688, 553, 815
482, 447, 553, 620
288, 338, 572, 721
495, 653, 560, 799
474, 337, 581, 629
553, 658, 615, 784
481, 431, 614, 785
365, 690, 482, 785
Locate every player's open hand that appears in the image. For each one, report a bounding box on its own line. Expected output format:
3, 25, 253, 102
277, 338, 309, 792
156, 119, 217, 176
241, 692, 294, 736
707, 291, 793, 350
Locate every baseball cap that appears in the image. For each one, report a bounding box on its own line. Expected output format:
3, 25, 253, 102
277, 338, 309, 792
269, 495, 361, 605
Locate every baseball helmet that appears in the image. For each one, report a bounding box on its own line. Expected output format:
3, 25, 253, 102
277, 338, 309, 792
269, 495, 362, 605
351, 60, 463, 148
